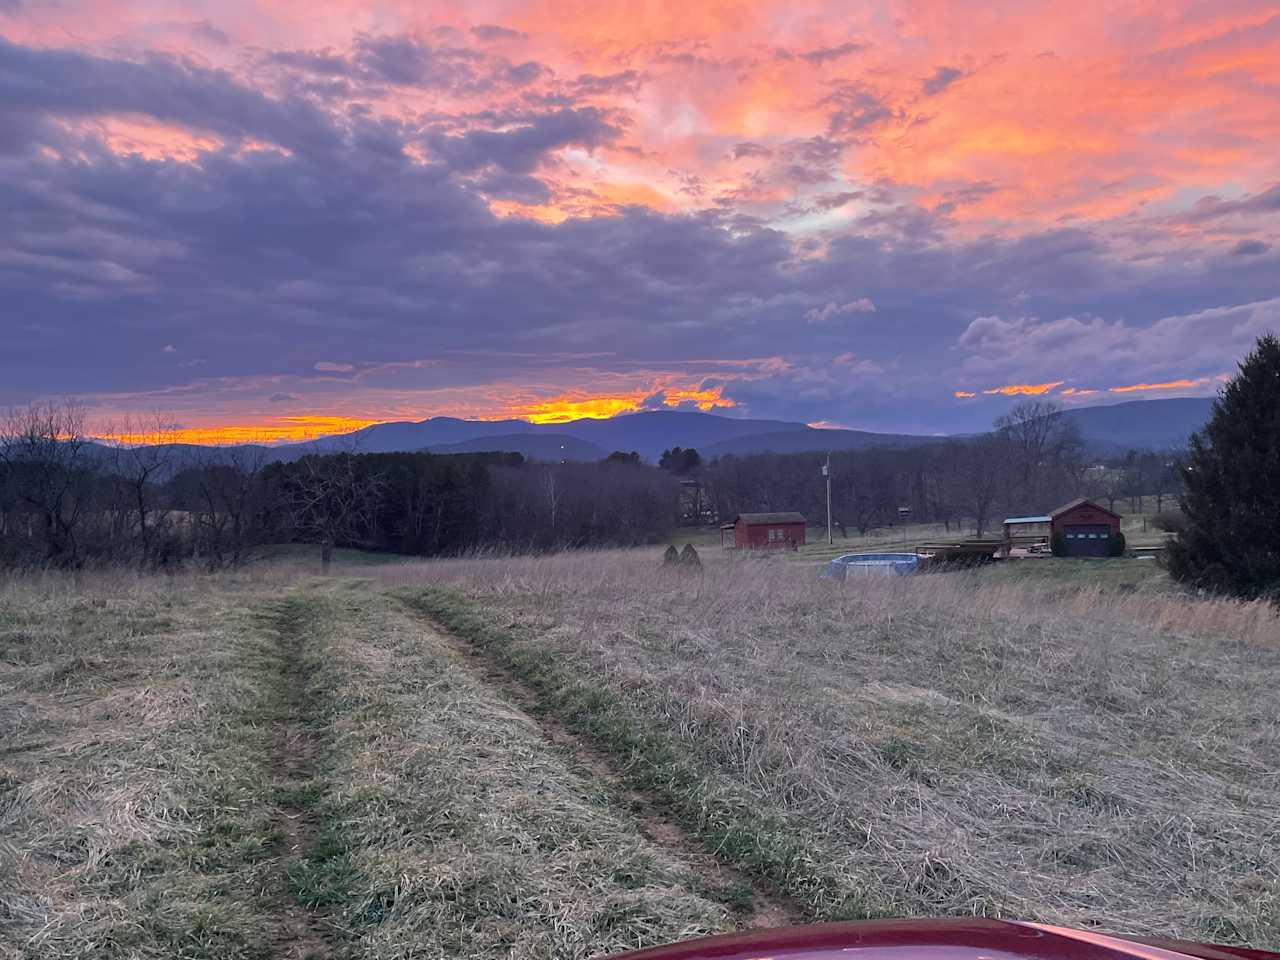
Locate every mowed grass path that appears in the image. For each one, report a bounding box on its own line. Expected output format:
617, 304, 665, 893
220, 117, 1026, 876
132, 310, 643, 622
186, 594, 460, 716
0, 570, 741, 959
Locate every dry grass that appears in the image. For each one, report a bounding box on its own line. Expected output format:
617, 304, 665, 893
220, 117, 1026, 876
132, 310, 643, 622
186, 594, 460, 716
0, 567, 746, 959
0, 567, 301, 958
4, 552, 1277, 957
382, 550, 1280, 946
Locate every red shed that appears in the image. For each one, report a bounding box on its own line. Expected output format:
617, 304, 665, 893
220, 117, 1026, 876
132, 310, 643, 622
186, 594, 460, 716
1049, 498, 1123, 557
725, 512, 807, 550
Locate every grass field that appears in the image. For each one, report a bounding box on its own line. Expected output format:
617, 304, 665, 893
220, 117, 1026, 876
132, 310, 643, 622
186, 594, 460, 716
2, 547, 1277, 957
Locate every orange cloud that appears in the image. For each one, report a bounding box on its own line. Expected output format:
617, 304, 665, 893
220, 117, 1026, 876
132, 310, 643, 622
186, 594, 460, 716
1060, 387, 1099, 396
24, 0, 1280, 232
982, 381, 1064, 396
661, 387, 736, 411
1108, 378, 1207, 393
508, 384, 735, 424
953, 390, 977, 398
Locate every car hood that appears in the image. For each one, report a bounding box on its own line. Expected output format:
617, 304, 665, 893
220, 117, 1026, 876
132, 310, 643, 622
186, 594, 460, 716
606, 919, 1279, 960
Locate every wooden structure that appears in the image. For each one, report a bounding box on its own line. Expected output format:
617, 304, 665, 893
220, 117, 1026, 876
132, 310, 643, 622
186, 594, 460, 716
915, 538, 1002, 563
723, 512, 806, 550
1000, 515, 1051, 557
1050, 498, 1122, 557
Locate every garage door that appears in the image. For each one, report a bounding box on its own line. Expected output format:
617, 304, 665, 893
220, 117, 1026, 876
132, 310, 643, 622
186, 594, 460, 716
1062, 524, 1112, 557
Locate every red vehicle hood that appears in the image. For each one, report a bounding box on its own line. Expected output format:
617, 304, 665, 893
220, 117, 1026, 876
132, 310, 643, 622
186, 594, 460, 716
606, 919, 1279, 960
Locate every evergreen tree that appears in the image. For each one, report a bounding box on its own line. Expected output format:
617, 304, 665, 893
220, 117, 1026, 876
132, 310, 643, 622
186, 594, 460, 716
1166, 334, 1280, 598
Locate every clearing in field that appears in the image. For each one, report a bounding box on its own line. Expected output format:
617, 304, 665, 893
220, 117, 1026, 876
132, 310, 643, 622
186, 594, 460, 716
2, 548, 1278, 958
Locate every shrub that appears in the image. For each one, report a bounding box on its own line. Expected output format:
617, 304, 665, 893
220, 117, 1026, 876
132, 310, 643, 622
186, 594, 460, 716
1108, 530, 1126, 558
1149, 511, 1186, 534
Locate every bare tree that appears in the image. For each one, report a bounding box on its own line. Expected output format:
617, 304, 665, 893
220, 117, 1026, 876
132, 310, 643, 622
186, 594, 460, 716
284, 452, 382, 573
107, 414, 179, 563
0, 401, 93, 565
542, 466, 564, 536
188, 444, 268, 567
960, 435, 1006, 536
994, 400, 1083, 509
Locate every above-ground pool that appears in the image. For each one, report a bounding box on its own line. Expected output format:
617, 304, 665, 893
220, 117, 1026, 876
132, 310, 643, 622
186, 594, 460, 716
821, 552, 920, 578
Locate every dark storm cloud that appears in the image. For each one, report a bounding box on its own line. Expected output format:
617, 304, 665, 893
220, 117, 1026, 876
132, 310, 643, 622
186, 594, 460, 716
921, 65, 964, 96
1182, 183, 1280, 222
822, 83, 900, 135
475, 171, 553, 203
262, 34, 545, 96
423, 107, 621, 173
933, 181, 998, 214
731, 141, 772, 159
191, 21, 231, 46
351, 34, 484, 88
571, 70, 643, 97
1230, 239, 1271, 256
471, 24, 528, 42
775, 41, 866, 64
0, 38, 340, 155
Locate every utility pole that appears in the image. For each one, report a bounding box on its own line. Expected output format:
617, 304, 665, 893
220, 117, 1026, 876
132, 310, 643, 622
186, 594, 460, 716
823, 452, 832, 545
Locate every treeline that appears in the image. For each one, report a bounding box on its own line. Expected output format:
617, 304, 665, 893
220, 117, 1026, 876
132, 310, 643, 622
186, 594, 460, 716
0, 404, 680, 569
701, 401, 1184, 536
1, 399, 1186, 570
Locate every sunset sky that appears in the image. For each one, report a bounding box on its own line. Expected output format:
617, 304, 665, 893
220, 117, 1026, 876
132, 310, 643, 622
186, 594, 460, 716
3, 0, 1279, 441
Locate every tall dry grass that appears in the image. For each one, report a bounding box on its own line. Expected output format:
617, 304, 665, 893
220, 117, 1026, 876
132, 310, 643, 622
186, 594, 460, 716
383, 550, 1280, 946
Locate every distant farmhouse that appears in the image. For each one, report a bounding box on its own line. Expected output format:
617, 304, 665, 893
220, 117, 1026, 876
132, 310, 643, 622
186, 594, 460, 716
724, 512, 806, 550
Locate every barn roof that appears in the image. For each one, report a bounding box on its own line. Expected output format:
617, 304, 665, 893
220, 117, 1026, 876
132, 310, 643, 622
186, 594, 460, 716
1003, 515, 1051, 525
735, 512, 806, 525
1049, 497, 1122, 520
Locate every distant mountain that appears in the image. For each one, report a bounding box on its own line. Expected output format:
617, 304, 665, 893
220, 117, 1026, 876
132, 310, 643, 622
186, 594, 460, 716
76, 399, 1211, 467
279, 410, 812, 462
1060, 397, 1212, 452
553, 411, 806, 458
425, 433, 607, 461
702, 427, 940, 458
282, 417, 536, 456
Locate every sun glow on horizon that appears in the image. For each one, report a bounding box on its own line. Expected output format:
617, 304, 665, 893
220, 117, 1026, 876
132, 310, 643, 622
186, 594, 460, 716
97, 415, 382, 446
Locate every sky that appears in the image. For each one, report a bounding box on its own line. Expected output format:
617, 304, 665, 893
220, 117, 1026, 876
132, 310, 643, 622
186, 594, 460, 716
2, 0, 1279, 442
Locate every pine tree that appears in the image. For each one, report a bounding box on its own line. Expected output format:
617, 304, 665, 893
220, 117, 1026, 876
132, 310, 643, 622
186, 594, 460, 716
1166, 334, 1280, 598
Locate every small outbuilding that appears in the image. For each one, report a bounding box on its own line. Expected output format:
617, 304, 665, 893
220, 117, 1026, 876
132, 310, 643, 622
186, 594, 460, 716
723, 512, 806, 550
1000, 515, 1052, 556
1050, 498, 1123, 557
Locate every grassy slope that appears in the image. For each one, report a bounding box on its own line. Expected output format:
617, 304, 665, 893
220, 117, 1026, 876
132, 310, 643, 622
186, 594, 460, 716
384, 550, 1280, 947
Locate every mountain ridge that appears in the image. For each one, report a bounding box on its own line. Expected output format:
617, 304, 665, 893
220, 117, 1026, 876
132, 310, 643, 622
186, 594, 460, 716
79, 398, 1215, 464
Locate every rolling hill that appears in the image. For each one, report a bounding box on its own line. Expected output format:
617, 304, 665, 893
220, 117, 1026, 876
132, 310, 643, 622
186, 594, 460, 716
1058, 397, 1213, 452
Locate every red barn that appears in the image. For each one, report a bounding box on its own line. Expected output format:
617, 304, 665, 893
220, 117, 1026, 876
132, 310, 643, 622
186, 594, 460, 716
1050, 498, 1123, 557
727, 512, 807, 550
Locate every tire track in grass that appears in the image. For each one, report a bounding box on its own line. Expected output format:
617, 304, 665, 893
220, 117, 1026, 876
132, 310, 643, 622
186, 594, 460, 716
262, 595, 337, 960
397, 589, 823, 930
